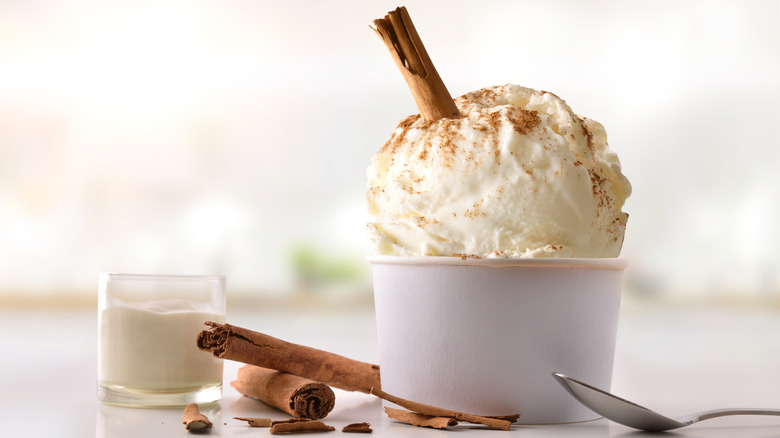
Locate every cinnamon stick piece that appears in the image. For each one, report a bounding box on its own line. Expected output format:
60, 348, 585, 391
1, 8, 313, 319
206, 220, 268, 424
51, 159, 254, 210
342, 422, 373, 433
182, 403, 213, 431
269, 419, 335, 435
233, 417, 273, 427
231, 364, 335, 419
372, 6, 461, 121
197, 322, 380, 393
370, 387, 514, 430
385, 407, 457, 429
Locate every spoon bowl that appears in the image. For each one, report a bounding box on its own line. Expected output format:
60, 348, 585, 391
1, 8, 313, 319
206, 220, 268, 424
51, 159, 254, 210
552, 372, 780, 432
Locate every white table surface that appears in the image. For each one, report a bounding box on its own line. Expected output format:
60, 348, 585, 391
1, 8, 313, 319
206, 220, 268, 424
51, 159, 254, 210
3, 294, 780, 437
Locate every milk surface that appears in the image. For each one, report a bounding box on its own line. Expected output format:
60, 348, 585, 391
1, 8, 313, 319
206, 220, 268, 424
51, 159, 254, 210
98, 299, 224, 391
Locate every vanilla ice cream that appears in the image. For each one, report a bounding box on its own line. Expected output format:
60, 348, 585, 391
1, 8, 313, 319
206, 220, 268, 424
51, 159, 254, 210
366, 84, 631, 258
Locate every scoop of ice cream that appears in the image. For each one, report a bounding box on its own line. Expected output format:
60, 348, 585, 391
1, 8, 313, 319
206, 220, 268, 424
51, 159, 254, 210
366, 84, 631, 258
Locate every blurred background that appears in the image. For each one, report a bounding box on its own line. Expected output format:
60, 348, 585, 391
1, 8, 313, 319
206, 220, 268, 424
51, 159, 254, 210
1, 0, 779, 306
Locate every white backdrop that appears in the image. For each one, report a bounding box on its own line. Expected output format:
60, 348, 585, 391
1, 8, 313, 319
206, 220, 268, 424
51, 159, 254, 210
1, 0, 778, 298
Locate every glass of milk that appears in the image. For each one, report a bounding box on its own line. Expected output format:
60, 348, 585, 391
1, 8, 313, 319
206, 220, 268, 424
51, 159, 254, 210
97, 273, 226, 407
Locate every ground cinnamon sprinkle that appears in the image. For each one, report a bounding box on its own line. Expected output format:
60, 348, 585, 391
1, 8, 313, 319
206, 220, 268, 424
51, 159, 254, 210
460, 86, 502, 106
398, 114, 421, 129
540, 89, 562, 100
464, 198, 486, 219
587, 168, 613, 212
450, 253, 482, 260
577, 116, 594, 151
384, 114, 469, 168
412, 215, 438, 227
379, 114, 420, 154
486, 110, 503, 131
432, 123, 460, 169
379, 137, 394, 154
381, 86, 544, 170
506, 107, 541, 135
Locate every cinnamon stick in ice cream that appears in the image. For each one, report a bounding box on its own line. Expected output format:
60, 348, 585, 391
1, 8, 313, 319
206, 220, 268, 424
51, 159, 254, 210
197, 322, 380, 393
231, 364, 336, 419
372, 6, 460, 121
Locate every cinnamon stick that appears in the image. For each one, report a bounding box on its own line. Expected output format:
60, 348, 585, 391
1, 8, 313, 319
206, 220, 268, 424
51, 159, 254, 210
370, 387, 514, 430
197, 322, 380, 393
385, 407, 457, 429
182, 403, 213, 431
231, 364, 335, 419
372, 6, 461, 121
269, 419, 335, 435
198, 322, 517, 430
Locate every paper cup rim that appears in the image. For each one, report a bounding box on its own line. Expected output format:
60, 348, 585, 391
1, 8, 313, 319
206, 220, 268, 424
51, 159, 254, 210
366, 255, 628, 270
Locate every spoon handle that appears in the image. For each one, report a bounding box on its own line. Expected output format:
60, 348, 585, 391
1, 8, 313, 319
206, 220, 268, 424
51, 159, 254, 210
686, 408, 780, 424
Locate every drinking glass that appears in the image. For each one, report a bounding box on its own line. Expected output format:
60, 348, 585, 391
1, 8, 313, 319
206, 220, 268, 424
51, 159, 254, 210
97, 274, 226, 407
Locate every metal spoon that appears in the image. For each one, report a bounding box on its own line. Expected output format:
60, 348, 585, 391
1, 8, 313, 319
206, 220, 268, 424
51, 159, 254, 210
552, 372, 780, 432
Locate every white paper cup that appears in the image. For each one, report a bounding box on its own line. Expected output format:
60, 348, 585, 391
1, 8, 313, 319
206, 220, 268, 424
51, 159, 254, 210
368, 256, 627, 424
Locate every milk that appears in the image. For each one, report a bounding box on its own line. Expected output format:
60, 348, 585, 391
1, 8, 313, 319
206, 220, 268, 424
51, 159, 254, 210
98, 299, 224, 391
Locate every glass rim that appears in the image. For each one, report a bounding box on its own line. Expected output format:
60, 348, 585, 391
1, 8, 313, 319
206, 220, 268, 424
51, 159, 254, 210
99, 273, 225, 281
